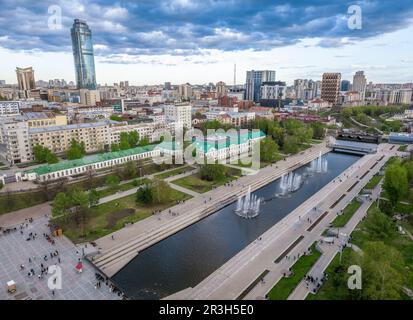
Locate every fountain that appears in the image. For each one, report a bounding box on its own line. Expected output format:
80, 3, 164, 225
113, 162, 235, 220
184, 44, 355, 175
309, 151, 328, 174
277, 172, 303, 197
235, 186, 261, 219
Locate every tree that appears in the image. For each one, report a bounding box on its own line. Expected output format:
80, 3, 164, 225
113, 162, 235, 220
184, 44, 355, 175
363, 207, 395, 240
310, 122, 326, 140
139, 136, 150, 147
151, 179, 170, 204
403, 160, 413, 184
52, 192, 71, 217
66, 139, 86, 160
282, 135, 300, 154
111, 143, 120, 152
88, 189, 100, 207
200, 164, 226, 181
0, 181, 3, 190
45, 151, 58, 164
123, 161, 137, 179
136, 184, 153, 204
119, 132, 131, 150
110, 115, 123, 122
360, 241, 405, 300
260, 137, 279, 163
383, 162, 408, 206
128, 131, 139, 147
105, 175, 120, 190
33, 145, 58, 164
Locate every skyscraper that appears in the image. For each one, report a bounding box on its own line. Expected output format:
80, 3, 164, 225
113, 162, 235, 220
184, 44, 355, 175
321, 73, 341, 105
245, 70, 276, 102
71, 19, 97, 90
341, 80, 350, 91
352, 71, 367, 101
16, 67, 35, 91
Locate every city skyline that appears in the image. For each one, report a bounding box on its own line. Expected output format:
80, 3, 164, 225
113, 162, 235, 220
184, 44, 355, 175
0, 1, 413, 85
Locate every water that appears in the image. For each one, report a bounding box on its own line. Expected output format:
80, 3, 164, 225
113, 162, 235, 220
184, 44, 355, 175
113, 152, 360, 299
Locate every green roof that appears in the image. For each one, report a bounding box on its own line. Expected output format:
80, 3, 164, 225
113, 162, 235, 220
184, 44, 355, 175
25, 144, 156, 176
193, 131, 265, 153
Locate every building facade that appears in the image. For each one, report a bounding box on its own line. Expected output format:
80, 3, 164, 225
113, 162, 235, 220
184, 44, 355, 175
71, 19, 97, 90
0, 101, 20, 117
352, 71, 367, 101
245, 70, 276, 102
321, 73, 341, 105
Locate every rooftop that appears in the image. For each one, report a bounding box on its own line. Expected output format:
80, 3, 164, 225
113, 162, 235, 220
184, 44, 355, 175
25, 144, 156, 176
29, 120, 117, 134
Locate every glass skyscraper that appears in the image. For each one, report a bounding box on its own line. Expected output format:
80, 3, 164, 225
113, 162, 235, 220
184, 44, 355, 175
245, 70, 276, 102
71, 19, 97, 90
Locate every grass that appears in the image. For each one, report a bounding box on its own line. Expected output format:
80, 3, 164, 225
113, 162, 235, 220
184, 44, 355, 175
331, 199, 362, 228
267, 243, 322, 300
0, 191, 48, 215
172, 168, 242, 193
154, 165, 192, 180
97, 178, 151, 198
398, 145, 408, 152
52, 186, 191, 243
364, 175, 383, 190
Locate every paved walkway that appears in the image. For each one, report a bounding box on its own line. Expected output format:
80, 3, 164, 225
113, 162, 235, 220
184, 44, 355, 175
0, 216, 121, 300
166, 144, 396, 300
0, 202, 52, 228
288, 183, 381, 300
90, 143, 331, 277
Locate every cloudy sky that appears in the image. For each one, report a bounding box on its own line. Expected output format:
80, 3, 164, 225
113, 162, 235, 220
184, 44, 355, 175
1, 0, 413, 86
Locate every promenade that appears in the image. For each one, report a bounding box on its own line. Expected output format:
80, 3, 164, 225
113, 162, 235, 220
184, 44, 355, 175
90, 142, 330, 277
166, 143, 397, 300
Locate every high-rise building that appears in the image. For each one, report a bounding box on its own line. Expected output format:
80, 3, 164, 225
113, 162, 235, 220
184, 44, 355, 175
79, 89, 101, 106
216, 81, 227, 98
16, 67, 36, 97
71, 19, 97, 90
165, 103, 192, 129
260, 81, 286, 100
352, 71, 367, 101
321, 73, 341, 105
341, 80, 350, 92
178, 83, 193, 100
245, 70, 276, 102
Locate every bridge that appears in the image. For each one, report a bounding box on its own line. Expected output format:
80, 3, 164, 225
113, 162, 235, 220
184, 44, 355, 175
328, 140, 377, 155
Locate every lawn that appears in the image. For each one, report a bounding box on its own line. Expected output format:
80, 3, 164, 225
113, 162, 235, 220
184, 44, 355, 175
0, 190, 48, 215
52, 186, 191, 243
172, 168, 242, 193
267, 243, 322, 300
97, 178, 151, 198
398, 145, 408, 152
331, 199, 362, 228
154, 165, 193, 180
364, 175, 383, 190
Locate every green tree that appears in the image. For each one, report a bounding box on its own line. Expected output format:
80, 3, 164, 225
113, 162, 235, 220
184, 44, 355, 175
310, 122, 326, 140
123, 161, 137, 179
138, 136, 150, 147
111, 143, 120, 152
119, 132, 131, 150
360, 241, 405, 300
363, 207, 395, 240
88, 189, 100, 207
45, 151, 58, 164
383, 162, 408, 206
200, 164, 226, 181
52, 192, 71, 217
282, 135, 300, 154
260, 137, 279, 163
136, 184, 153, 204
105, 175, 120, 190
128, 131, 139, 147
403, 161, 413, 184
66, 139, 86, 160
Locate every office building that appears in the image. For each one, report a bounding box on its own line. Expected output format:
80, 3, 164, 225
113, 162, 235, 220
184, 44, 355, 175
321, 73, 341, 105
16, 67, 36, 98
245, 70, 276, 102
80, 89, 101, 106
165, 103, 192, 129
352, 71, 367, 101
71, 19, 97, 90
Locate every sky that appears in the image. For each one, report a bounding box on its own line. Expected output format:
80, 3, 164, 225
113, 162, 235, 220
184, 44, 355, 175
1, 0, 413, 86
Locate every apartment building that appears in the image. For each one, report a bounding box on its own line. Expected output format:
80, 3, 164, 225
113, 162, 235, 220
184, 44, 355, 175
29, 121, 112, 154
164, 103, 192, 129
321, 73, 341, 105
0, 119, 32, 164
0, 101, 20, 117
